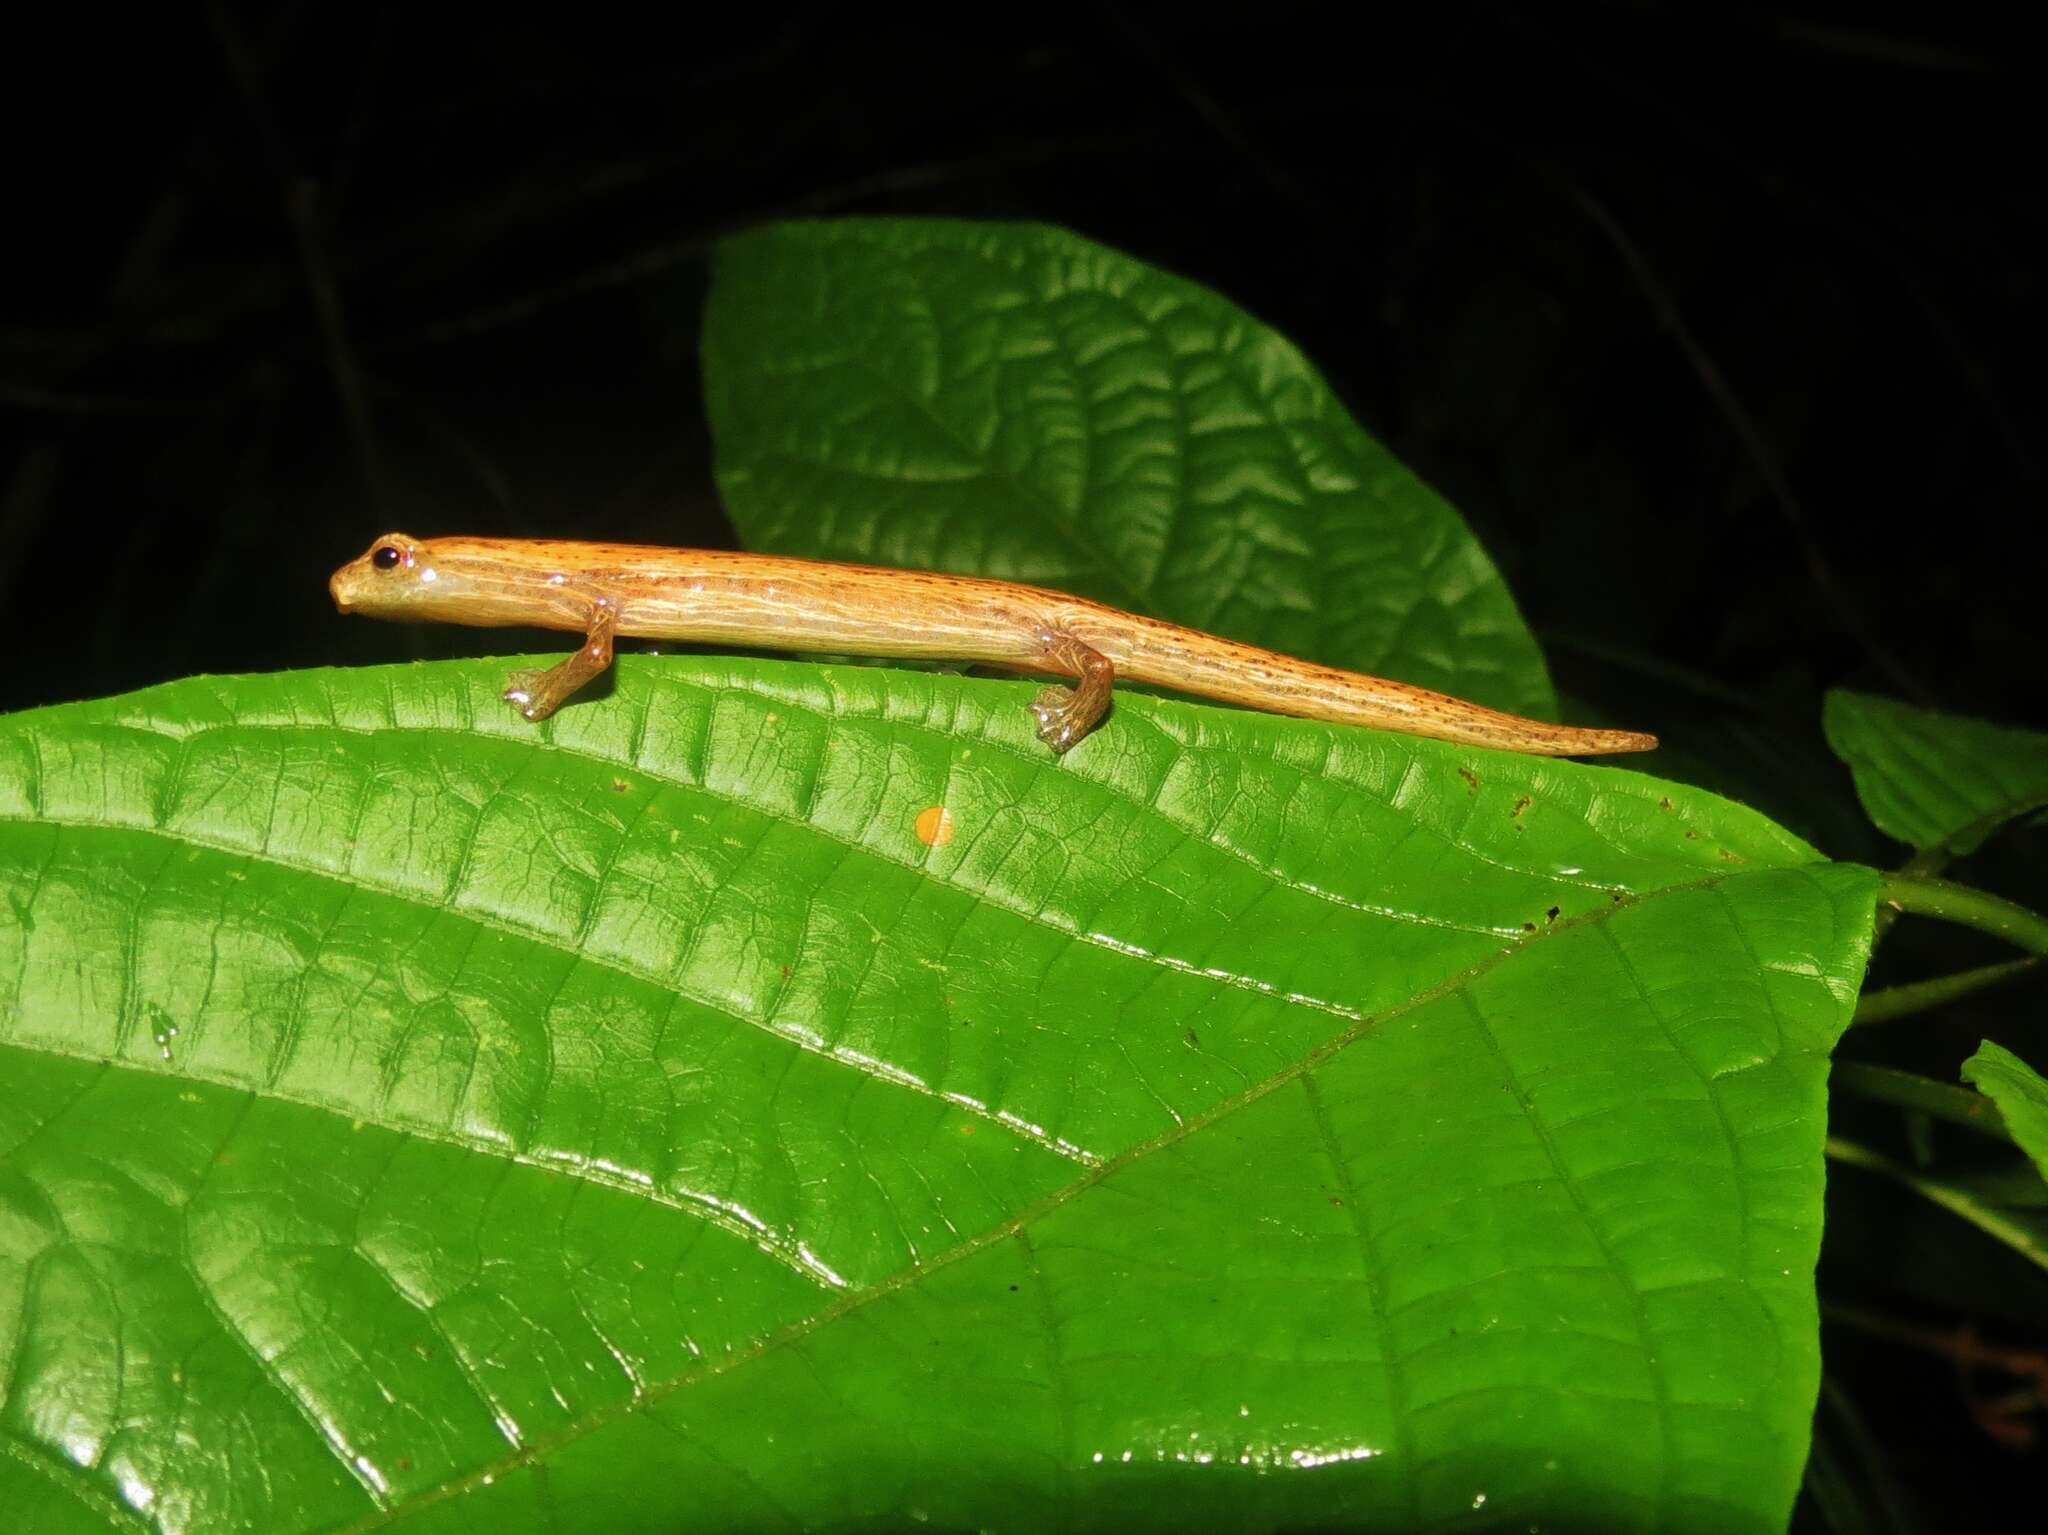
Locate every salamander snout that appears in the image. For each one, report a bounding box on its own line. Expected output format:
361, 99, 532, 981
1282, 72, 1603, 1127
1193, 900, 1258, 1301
330, 532, 429, 618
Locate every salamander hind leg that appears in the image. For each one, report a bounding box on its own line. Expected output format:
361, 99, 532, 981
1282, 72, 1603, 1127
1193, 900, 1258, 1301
503, 602, 619, 722
1028, 632, 1115, 754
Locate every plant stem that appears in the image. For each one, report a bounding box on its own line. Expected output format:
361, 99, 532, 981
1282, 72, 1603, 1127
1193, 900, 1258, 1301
1822, 1301, 2048, 1384
1871, 847, 1952, 943
1852, 957, 2039, 1025
1877, 875, 2048, 956
1830, 1062, 2009, 1139
1811, 1375, 1920, 1535
1825, 1137, 2048, 1273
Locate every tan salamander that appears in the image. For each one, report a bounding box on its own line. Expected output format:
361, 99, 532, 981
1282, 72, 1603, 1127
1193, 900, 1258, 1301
329, 533, 1656, 757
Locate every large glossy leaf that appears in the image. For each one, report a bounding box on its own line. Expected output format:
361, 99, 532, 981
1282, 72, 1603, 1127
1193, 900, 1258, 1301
1822, 689, 2048, 855
1, 656, 1872, 1533
703, 218, 1559, 722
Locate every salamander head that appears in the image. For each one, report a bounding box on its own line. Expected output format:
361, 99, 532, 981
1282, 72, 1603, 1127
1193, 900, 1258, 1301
330, 532, 486, 622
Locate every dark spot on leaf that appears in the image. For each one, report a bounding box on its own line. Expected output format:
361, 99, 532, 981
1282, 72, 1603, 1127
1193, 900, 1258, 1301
1718, 848, 1746, 862
1009, 1284, 1020, 1292
611, 778, 630, 793
1522, 921, 1537, 932
1184, 1029, 1199, 1047
1457, 766, 1479, 792
1510, 795, 1532, 819
1658, 797, 1674, 811
1684, 829, 1700, 840
1545, 905, 1560, 923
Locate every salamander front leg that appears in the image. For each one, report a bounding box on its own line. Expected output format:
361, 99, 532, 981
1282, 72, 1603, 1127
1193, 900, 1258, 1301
503, 601, 618, 722
1029, 633, 1115, 754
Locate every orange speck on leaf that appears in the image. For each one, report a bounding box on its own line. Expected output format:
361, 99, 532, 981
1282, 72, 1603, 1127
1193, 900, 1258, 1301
915, 804, 957, 847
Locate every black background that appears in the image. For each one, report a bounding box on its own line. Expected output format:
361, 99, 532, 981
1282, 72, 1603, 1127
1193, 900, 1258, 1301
3, 4, 2041, 1527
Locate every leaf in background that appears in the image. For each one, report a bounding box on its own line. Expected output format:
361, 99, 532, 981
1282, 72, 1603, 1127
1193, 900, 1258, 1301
703, 218, 1560, 722
1822, 690, 2048, 855
1, 658, 1872, 1533
1962, 1041, 2048, 1180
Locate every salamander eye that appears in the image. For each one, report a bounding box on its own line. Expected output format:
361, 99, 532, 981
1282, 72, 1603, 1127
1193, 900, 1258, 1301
372, 545, 402, 570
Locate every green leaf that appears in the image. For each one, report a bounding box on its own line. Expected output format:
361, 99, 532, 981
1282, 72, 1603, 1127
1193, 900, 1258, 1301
1822, 690, 2048, 855
1, 657, 1872, 1533
1962, 1041, 2048, 1180
704, 218, 1560, 722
